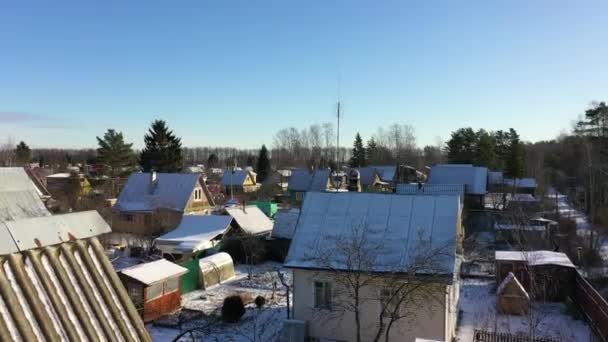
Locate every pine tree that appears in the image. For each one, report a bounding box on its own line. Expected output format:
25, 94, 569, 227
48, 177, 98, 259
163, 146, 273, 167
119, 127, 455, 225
366, 138, 378, 165
14, 141, 31, 166
256, 145, 271, 183
96, 129, 135, 177
475, 129, 496, 168
349, 133, 366, 168
139, 120, 183, 172
505, 128, 525, 178
446, 127, 477, 164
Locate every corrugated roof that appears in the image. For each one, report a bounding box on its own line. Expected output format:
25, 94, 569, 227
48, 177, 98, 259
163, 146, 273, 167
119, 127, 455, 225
284, 192, 460, 276
495, 251, 575, 268
428, 164, 488, 195
396, 183, 464, 202
288, 169, 329, 192
120, 259, 188, 285
221, 169, 254, 186
225, 205, 273, 235
115, 172, 201, 212
271, 208, 301, 239
0, 234, 150, 341
155, 215, 233, 253
0, 168, 51, 222
310, 170, 330, 191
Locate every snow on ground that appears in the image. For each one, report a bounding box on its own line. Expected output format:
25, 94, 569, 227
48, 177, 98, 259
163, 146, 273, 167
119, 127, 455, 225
545, 192, 591, 232
456, 279, 592, 342
148, 261, 291, 342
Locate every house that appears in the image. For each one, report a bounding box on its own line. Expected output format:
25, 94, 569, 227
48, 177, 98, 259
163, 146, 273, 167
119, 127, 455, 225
0, 167, 51, 221
358, 166, 396, 192
0, 210, 151, 341
396, 183, 465, 203
225, 205, 274, 236
287, 169, 330, 203
119, 259, 188, 322
495, 251, 576, 301
221, 169, 258, 194
198, 252, 235, 289
154, 214, 233, 262
222, 205, 274, 262
284, 192, 463, 342
46, 171, 92, 197
428, 164, 488, 207
497, 272, 530, 315
270, 208, 301, 260
113, 172, 215, 236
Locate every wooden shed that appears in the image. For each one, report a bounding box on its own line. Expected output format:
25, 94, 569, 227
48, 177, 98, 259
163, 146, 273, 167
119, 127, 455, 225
497, 272, 530, 315
119, 259, 188, 322
198, 252, 236, 289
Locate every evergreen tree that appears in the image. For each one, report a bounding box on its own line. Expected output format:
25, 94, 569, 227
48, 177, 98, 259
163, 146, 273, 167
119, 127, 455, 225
139, 120, 183, 172
505, 128, 525, 178
446, 127, 477, 164
366, 138, 378, 165
207, 153, 219, 168
14, 141, 31, 166
256, 145, 271, 183
475, 129, 496, 168
350, 133, 366, 168
96, 129, 135, 177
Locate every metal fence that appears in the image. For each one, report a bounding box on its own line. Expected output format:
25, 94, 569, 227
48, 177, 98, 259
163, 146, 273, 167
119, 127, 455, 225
474, 330, 561, 342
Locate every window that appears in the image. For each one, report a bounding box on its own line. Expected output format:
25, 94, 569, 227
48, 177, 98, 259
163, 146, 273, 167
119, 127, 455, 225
314, 281, 332, 310
127, 285, 144, 307
146, 283, 163, 302
295, 192, 304, 201
379, 288, 400, 317
193, 188, 203, 201
165, 277, 179, 294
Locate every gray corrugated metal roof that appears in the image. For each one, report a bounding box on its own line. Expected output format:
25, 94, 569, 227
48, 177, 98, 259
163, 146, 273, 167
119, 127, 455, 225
272, 208, 301, 239
284, 192, 460, 277
396, 183, 464, 203
115, 172, 200, 212
0, 167, 43, 193
428, 164, 488, 195
0, 236, 150, 341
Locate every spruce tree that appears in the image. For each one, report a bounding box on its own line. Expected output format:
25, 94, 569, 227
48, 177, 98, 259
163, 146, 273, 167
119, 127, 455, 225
14, 141, 31, 166
139, 120, 183, 172
349, 133, 366, 168
475, 129, 496, 168
505, 128, 525, 178
256, 145, 271, 183
96, 129, 135, 177
366, 138, 378, 165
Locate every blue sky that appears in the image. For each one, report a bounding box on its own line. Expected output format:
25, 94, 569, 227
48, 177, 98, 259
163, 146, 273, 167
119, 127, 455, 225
1, 1, 607, 149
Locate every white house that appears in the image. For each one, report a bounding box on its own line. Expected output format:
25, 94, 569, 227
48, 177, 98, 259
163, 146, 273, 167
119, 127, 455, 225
284, 192, 463, 342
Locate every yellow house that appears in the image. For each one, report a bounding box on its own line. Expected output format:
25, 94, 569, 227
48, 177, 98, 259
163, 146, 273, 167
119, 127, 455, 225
221, 169, 258, 194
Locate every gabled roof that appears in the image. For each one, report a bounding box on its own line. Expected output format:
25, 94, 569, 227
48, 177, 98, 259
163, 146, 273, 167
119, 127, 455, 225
155, 215, 233, 253
0, 211, 150, 341
374, 166, 397, 182
428, 164, 488, 195
0, 167, 51, 222
115, 172, 208, 212
221, 169, 255, 186
396, 183, 465, 203
120, 259, 188, 285
225, 205, 273, 235
24, 167, 52, 198
495, 251, 575, 268
497, 272, 529, 298
358, 166, 397, 185
272, 208, 301, 239
288, 169, 330, 192
284, 192, 460, 277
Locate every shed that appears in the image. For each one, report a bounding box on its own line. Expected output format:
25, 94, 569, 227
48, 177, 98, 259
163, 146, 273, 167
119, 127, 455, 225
198, 252, 235, 289
225, 205, 273, 236
248, 201, 278, 218
497, 272, 530, 315
119, 259, 188, 322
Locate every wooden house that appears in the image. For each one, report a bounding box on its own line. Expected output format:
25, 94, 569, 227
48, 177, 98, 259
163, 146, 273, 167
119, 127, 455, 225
112, 172, 215, 236
119, 259, 188, 322
221, 169, 258, 194
287, 169, 330, 203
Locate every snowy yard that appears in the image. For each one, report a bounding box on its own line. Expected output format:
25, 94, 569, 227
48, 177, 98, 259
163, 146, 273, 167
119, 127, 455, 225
456, 279, 592, 342
147, 261, 291, 342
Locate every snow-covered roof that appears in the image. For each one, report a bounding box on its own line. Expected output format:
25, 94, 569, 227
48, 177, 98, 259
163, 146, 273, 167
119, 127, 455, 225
155, 215, 233, 253
495, 251, 575, 268
488, 171, 504, 185
358, 166, 397, 185
115, 172, 201, 212
226, 205, 273, 235
0, 220, 150, 341
221, 169, 254, 186
271, 208, 301, 239
47, 172, 73, 178
509, 193, 539, 202
0, 167, 51, 222
494, 223, 545, 231
199, 252, 234, 271
428, 164, 488, 195
288, 169, 330, 192
120, 259, 188, 285
504, 178, 537, 189
285, 192, 460, 277
396, 183, 464, 202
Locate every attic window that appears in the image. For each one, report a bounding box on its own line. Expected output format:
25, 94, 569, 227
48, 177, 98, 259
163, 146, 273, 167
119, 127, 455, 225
194, 189, 203, 201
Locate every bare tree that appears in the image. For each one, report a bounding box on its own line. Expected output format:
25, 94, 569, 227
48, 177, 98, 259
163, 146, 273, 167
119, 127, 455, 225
240, 233, 267, 280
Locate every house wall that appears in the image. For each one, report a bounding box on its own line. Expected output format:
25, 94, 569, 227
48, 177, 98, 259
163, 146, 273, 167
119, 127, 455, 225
112, 210, 184, 236
142, 277, 183, 322
292, 269, 455, 342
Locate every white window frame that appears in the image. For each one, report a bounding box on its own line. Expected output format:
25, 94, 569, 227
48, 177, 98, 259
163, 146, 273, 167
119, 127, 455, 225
379, 288, 400, 317
146, 283, 163, 302
313, 281, 332, 310
193, 188, 203, 201
164, 277, 180, 294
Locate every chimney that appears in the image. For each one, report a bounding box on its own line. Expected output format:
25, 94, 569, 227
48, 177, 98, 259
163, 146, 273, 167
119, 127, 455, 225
149, 171, 158, 194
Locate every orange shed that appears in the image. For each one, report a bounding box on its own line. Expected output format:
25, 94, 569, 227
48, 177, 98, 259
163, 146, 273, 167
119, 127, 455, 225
120, 259, 188, 322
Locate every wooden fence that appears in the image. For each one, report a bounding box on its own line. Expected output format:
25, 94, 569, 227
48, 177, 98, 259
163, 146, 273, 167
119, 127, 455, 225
474, 330, 561, 342
572, 270, 608, 341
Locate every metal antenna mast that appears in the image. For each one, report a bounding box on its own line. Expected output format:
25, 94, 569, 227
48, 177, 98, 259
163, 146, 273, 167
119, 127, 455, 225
336, 75, 342, 169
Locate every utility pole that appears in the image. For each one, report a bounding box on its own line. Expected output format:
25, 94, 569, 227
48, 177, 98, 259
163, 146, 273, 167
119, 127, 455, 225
336, 101, 341, 170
